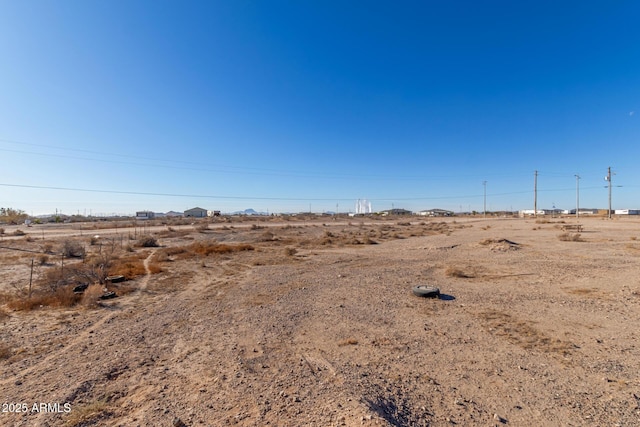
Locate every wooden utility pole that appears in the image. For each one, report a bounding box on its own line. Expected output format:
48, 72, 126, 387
483, 181, 487, 218
575, 174, 580, 219
534, 170, 538, 217
29, 258, 34, 298
607, 166, 613, 219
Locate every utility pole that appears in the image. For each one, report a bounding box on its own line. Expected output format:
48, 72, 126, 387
575, 174, 580, 219
483, 181, 487, 218
534, 170, 538, 218
606, 166, 613, 219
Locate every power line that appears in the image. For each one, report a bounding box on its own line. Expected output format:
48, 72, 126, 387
0, 138, 532, 181
0, 182, 542, 202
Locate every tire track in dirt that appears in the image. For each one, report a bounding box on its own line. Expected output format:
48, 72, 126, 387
0, 249, 158, 387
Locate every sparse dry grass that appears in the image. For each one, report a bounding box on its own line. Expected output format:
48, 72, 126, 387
558, 232, 583, 242
136, 235, 159, 247
478, 309, 574, 355
7, 287, 81, 311
0, 343, 11, 360
284, 247, 297, 256
338, 338, 359, 346
80, 284, 105, 308
63, 399, 111, 427
445, 266, 476, 278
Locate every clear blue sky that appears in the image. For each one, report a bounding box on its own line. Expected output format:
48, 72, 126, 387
1, 1, 639, 215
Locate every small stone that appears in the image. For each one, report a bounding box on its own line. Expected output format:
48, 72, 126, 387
172, 417, 187, 427
493, 413, 507, 423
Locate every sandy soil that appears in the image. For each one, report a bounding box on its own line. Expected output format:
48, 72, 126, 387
1, 216, 640, 426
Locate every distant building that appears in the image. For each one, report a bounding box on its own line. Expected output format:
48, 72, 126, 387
355, 199, 372, 214
184, 207, 208, 218
563, 208, 599, 215
615, 209, 640, 215
418, 209, 454, 217
519, 209, 562, 217
380, 208, 412, 216
136, 211, 155, 220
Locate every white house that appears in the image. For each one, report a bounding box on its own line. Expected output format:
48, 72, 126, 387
615, 209, 640, 215
184, 207, 208, 218
136, 211, 155, 220
418, 209, 454, 217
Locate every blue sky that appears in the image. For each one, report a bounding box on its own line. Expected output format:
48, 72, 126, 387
1, 1, 639, 215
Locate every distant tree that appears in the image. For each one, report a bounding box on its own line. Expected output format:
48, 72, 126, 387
0, 208, 28, 224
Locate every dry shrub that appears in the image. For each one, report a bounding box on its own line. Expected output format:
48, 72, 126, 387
284, 247, 297, 256
80, 284, 105, 308
136, 235, 158, 247
189, 242, 254, 256
41, 242, 54, 253
14, 229, 26, 236
111, 283, 136, 296
259, 230, 276, 241
446, 266, 476, 278
38, 254, 49, 265
62, 240, 86, 258
558, 233, 583, 242
362, 236, 377, 245
0, 307, 8, 321
7, 287, 81, 311
338, 338, 359, 346
195, 222, 210, 232
0, 344, 11, 360
63, 399, 111, 427
147, 261, 163, 274
109, 260, 146, 279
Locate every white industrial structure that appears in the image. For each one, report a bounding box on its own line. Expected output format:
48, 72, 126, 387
355, 199, 372, 214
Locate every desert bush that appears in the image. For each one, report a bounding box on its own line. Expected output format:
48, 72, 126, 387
0, 307, 8, 321
446, 266, 476, 278
14, 229, 25, 236
37, 254, 49, 265
0, 227, 4, 234
62, 240, 86, 258
260, 230, 276, 241
0, 344, 11, 360
362, 236, 377, 245
89, 236, 99, 245
195, 223, 210, 232
80, 284, 105, 308
284, 247, 297, 256
338, 338, 359, 346
136, 235, 158, 247
7, 286, 81, 311
41, 243, 54, 253
558, 233, 583, 242
191, 242, 254, 255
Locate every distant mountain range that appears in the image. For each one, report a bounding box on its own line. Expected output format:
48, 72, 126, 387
231, 208, 268, 216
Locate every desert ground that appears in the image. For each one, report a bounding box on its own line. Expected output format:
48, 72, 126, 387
1, 215, 640, 426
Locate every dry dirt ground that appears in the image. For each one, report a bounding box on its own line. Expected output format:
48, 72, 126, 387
1, 216, 640, 426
